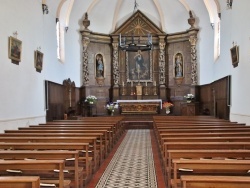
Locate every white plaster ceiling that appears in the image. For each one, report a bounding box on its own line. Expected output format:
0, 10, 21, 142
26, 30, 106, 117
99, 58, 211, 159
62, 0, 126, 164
54, 0, 221, 34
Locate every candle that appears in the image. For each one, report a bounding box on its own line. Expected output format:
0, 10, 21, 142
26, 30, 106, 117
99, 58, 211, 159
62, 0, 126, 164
145, 82, 147, 86
153, 81, 156, 86
122, 81, 124, 87
131, 81, 133, 87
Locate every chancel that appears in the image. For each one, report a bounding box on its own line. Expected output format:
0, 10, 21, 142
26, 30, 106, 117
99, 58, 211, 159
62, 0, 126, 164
1, 1, 250, 188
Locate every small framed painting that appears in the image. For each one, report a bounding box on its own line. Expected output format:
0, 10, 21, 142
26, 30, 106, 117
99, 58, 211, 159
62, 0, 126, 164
230, 45, 239, 67
8, 36, 22, 62
34, 50, 43, 71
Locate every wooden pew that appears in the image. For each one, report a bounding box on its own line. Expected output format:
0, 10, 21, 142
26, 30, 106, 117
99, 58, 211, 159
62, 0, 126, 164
166, 149, 250, 187
163, 142, 250, 162
167, 149, 250, 165
157, 132, 250, 147
38, 123, 120, 137
153, 119, 234, 124
157, 127, 250, 134
39, 122, 123, 139
181, 175, 250, 188
0, 142, 91, 182
0, 132, 106, 162
153, 115, 230, 121
5, 129, 111, 157
5, 129, 112, 157
0, 176, 40, 188
171, 159, 250, 188
159, 132, 250, 138
155, 124, 245, 129
0, 136, 99, 173
24, 126, 116, 147
161, 137, 250, 149
0, 150, 81, 188
0, 160, 69, 188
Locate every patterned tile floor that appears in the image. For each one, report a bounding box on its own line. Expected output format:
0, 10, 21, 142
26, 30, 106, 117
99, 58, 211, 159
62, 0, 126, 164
95, 130, 158, 188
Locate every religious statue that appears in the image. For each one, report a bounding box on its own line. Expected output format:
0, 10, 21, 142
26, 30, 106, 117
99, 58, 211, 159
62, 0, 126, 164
175, 54, 183, 77
96, 54, 104, 77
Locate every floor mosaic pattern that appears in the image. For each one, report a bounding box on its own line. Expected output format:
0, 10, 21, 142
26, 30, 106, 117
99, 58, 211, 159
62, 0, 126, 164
95, 129, 158, 188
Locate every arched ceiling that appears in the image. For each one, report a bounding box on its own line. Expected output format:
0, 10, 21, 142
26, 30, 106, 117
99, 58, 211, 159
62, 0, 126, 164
56, 0, 221, 34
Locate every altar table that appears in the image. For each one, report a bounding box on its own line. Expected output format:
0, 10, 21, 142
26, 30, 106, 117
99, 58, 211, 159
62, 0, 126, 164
116, 99, 162, 114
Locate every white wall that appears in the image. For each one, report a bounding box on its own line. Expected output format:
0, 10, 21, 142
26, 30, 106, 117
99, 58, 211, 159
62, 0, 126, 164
218, 0, 250, 124
0, 0, 69, 132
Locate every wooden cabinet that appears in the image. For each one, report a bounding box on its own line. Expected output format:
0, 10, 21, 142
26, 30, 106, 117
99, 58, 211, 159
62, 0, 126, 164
181, 102, 199, 116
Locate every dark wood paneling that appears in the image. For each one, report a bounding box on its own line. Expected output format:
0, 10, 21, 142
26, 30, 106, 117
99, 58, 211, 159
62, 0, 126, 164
46, 80, 80, 121
46, 81, 64, 121
199, 76, 230, 120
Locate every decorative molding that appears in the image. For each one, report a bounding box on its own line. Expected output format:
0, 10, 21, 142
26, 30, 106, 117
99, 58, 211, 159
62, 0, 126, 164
113, 10, 165, 35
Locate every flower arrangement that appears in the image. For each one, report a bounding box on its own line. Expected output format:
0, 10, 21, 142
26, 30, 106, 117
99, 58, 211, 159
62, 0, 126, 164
184, 94, 195, 102
85, 95, 97, 104
105, 102, 119, 115
163, 102, 174, 108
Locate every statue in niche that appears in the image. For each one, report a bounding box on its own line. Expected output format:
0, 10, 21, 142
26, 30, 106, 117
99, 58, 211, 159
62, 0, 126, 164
175, 53, 183, 77
96, 54, 104, 77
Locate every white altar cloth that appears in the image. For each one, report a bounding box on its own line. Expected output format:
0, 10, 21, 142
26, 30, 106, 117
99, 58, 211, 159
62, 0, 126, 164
116, 99, 162, 109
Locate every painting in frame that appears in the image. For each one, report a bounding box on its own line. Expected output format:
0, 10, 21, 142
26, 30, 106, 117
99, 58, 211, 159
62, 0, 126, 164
34, 50, 43, 71
230, 45, 239, 67
126, 50, 152, 83
8, 36, 22, 62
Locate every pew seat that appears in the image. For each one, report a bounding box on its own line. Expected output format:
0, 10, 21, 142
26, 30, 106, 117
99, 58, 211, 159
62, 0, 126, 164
0, 176, 40, 188
181, 175, 250, 188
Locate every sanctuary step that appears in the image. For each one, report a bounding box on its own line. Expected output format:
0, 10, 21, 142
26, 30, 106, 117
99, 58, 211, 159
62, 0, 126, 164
121, 115, 154, 129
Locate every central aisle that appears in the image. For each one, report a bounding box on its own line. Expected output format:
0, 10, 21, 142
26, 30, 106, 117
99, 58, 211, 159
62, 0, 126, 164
95, 129, 158, 188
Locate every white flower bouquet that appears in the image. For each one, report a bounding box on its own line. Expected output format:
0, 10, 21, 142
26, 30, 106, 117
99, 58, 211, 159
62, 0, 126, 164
105, 102, 119, 112
184, 93, 195, 102
85, 95, 97, 104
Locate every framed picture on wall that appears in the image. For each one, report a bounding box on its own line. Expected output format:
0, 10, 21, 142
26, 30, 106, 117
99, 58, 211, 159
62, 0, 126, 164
34, 50, 43, 71
230, 45, 239, 67
8, 36, 22, 62
126, 50, 152, 82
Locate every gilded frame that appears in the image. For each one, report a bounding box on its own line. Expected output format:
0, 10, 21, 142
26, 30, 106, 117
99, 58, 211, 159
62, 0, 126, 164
8, 36, 22, 62
34, 50, 43, 71
126, 50, 152, 83
230, 45, 239, 67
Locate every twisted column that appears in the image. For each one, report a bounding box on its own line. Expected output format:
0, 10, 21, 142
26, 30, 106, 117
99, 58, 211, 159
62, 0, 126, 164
112, 43, 119, 86
159, 42, 166, 85
189, 35, 198, 85
82, 37, 90, 86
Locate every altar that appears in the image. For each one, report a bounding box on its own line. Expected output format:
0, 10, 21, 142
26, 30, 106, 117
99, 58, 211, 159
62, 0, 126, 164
116, 99, 162, 114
